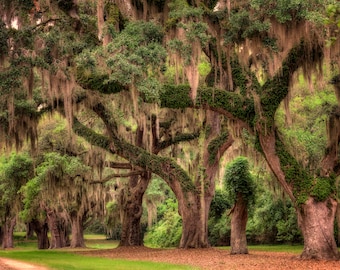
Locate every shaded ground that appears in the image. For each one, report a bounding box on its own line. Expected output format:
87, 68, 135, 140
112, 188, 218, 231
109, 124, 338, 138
78, 246, 340, 270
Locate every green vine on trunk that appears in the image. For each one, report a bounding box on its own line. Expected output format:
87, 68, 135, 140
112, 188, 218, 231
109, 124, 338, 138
207, 131, 228, 165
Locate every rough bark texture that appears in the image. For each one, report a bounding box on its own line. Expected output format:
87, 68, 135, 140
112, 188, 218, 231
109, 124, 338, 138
31, 219, 49, 249
25, 222, 34, 240
297, 197, 339, 260
336, 204, 340, 245
0, 227, 3, 245
119, 172, 151, 246
1, 217, 16, 249
230, 193, 248, 255
178, 191, 206, 248
47, 210, 69, 249
70, 213, 86, 248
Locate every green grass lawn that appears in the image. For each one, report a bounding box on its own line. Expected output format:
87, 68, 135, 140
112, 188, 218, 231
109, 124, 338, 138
0, 250, 196, 270
0, 234, 196, 270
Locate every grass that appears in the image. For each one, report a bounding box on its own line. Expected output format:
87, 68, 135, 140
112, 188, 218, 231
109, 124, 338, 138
0, 250, 196, 270
0, 234, 196, 270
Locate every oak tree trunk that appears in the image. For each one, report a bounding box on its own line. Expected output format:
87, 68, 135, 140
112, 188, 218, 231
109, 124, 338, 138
178, 191, 209, 248
230, 194, 248, 254
1, 217, 16, 248
47, 210, 69, 249
119, 172, 151, 246
26, 222, 34, 240
336, 204, 340, 245
70, 213, 85, 248
0, 227, 3, 245
31, 219, 50, 249
297, 197, 339, 260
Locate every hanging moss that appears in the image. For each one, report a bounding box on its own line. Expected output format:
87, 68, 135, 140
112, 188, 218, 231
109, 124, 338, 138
105, 2, 120, 26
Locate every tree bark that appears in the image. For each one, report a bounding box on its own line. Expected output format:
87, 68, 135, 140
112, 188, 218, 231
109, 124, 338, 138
0, 227, 3, 246
47, 209, 69, 249
297, 197, 339, 260
1, 217, 16, 248
177, 190, 207, 248
336, 204, 340, 245
31, 219, 50, 249
230, 193, 248, 254
70, 213, 86, 248
119, 172, 150, 246
26, 222, 34, 240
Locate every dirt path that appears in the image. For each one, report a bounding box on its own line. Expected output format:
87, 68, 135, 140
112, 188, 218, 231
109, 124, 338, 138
78, 246, 340, 270
0, 258, 48, 270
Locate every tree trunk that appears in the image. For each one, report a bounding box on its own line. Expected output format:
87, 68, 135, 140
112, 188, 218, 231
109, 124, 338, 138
119, 172, 151, 246
2, 217, 16, 248
230, 194, 248, 254
297, 197, 339, 260
336, 204, 340, 245
26, 222, 34, 240
177, 190, 210, 248
0, 227, 3, 245
70, 213, 85, 248
47, 209, 69, 249
31, 219, 50, 249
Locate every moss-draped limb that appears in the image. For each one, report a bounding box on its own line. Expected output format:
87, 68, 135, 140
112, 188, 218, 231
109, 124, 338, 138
160, 84, 256, 126
156, 131, 200, 153
73, 117, 195, 193
260, 41, 323, 120
207, 130, 229, 165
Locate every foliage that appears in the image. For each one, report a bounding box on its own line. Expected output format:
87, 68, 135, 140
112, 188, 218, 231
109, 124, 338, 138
208, 189, 231, 246
208, 213, 230, 246
310, 177, 336, 201
0, 153, 33, 215
224, 9, 270, 44
20, 152, 91, 220
105, 21, 167, 102
250, 0, 322, 23
144, 198, 182, 248
209, 189, 231, 218
224, 156, 256, 207
246, 188, 302, 244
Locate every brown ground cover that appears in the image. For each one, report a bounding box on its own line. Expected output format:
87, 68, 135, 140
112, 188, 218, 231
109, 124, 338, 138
78, 246, 340, 270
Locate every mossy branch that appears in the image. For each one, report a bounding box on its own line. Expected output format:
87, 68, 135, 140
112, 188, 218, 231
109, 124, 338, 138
156, 131, 200, 152
74, 107, 196, 194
